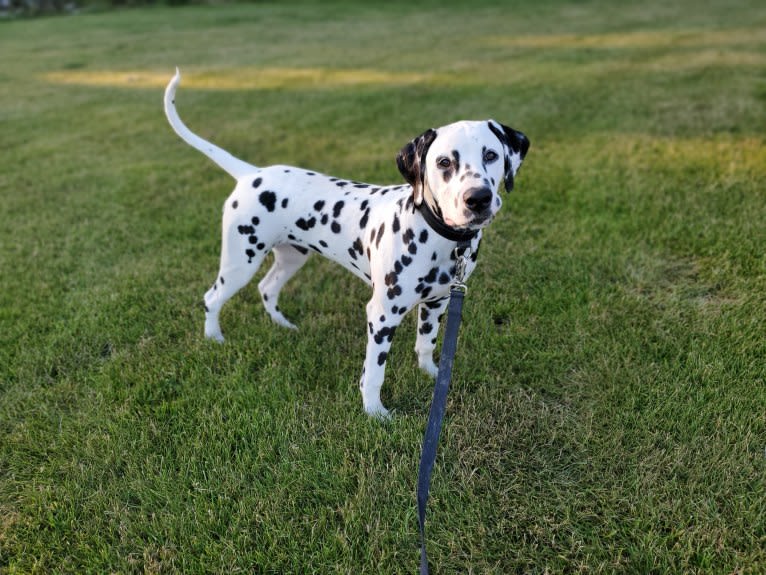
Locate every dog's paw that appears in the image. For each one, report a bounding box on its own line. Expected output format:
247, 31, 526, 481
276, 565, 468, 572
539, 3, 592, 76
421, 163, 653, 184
418, 358, 439, 379
364, 401, 391, 420
205, 330, 225, 343
272, 314, 298, 330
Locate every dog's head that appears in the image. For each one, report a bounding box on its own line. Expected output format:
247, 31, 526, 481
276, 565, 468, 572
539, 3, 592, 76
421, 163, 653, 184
397, 120, 529, 230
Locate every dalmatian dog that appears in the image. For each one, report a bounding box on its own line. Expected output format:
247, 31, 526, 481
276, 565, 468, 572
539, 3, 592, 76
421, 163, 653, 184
164, 69, 529, 417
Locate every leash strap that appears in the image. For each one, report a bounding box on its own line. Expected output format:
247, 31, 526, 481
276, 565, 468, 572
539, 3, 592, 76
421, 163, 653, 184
417, 246, 470, 575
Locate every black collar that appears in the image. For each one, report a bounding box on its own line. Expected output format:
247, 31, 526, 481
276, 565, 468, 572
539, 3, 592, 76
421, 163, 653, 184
416, 199, 478, 244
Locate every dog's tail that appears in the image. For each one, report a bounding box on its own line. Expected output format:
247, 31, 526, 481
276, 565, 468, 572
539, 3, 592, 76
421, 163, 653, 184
164, 68, 256, 180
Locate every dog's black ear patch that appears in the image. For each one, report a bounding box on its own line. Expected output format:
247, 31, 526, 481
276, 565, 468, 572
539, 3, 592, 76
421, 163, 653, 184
488, 121, 530, 192
396, 128, 437, 206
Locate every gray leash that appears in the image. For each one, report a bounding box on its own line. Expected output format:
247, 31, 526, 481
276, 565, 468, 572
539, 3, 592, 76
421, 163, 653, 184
416, 244, 471, 574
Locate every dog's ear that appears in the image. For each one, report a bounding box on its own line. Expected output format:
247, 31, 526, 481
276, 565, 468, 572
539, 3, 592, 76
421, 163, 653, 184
396, 128, 437, 206
488, 120, 530, 192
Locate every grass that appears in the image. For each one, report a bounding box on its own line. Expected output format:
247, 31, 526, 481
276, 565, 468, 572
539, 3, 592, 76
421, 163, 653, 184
1, 0, 765, 572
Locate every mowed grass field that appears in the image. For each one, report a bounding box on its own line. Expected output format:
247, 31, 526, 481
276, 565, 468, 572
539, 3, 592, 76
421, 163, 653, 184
1, 0, 765, 572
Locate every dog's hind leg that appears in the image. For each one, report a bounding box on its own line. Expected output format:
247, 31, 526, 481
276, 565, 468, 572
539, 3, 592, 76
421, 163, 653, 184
203, 240, 267, 342
257, 243, 310, 330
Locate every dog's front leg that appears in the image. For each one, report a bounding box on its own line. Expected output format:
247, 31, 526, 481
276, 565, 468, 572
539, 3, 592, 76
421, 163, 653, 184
359, 297, 409, 417
414, 297, 449, 378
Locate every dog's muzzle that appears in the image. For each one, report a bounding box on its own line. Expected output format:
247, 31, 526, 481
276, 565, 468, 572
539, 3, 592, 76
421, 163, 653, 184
463, 186, 493, 214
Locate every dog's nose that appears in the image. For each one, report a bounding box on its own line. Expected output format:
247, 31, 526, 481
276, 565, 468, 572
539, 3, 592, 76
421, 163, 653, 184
464, 187, 493, 213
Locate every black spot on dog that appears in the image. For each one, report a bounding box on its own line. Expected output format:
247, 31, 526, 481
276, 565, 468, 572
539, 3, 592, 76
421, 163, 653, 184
291, 244, 309, 255
419, 230, 429, 243
360, 208, 370, 229
252, 216, 260, 226
377, 352, 388, 366
423, 267, 438, 283
392, 214, 400, 233
400, 255, 412, 266
394, 260, 403, 274
296, 217, 316, 231
220, 276, 225, 285
252, 177, 262, 188
352, 237, 364, 255
309, 244, 322, 254
408, 242, 418, 255
331, 221, 341, 234
403, 229, 415, 244
319, 240, 328, 248
384, 271, 398, 286
438, 272, 451, 284
257, 242, 265, 250
249, 235, 259, 244
281, 198, 289, 209
306, 172, 315, 176
360, 200, 369, 211
374, 325, 397, 344
245, 249, 255, 262
348, 247, 358, 260
471, 244, 480, 261
333, 201, 345, 217
386, 285, 402, 299
321, 214, 329, 225
419, 322, 433, 335
314, 200, 325, 212
376, 223, 385, 248
259, 191, 277, 212
238, 225, 255, 235
232, 200, 239, 209
421, 286, 433, 298
336, 181, 348, 188
354, 183, 369, 189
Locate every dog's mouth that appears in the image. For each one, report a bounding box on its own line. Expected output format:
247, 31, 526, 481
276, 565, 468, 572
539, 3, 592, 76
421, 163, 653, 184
444, 211, 494, 230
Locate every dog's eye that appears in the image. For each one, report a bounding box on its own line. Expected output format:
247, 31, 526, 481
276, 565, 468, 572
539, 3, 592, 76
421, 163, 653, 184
484, 150, 499, 163
437, 157, 451, 169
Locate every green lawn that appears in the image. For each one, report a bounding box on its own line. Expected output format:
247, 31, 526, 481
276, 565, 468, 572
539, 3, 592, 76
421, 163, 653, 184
1, 1, 765, 572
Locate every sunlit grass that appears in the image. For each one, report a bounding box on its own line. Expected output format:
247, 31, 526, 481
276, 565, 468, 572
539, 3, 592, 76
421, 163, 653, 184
488, 26, 765, 49
43, 67, 435, 90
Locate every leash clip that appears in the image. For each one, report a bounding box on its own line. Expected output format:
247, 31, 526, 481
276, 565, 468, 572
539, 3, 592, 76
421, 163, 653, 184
451, 247, 471, 294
